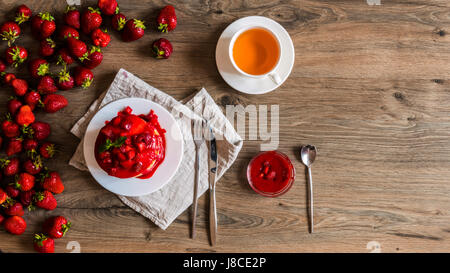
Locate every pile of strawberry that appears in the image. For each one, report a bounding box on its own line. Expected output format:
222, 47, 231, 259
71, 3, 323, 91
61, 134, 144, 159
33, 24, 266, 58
0, 0, 178, 253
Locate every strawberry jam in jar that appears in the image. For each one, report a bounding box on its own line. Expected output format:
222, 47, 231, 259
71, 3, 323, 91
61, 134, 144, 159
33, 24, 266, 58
247, 151, 295, 197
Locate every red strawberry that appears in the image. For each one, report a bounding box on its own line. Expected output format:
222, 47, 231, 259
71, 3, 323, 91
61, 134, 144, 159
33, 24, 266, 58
28, 58, 49, 78
0, 214, 3, 225
22, 156, 43, 175
33, 233, 54, 253
81, 7, 102, 34
34, 190, 57, 210
111, 13, 126, 31
4, 216, 26, 235
11, 78, 28, 96
5, 185, 19, 198
98, 0, 118, 16
37, 76, 58, 94
6, 138, 22, 156
0, 188, 7, 204
152, 38, 173, 59
30, 121, 51, 140
3, 73, 16, 85
24, 90, 41, 110
0, 21, 21, 46
82, 46, 103, 69
23, 138, 38, 152
40, 171, 64, 194
64, 6, 80, 29
7, 97, 23, 116
56, 48, 75, 66
157, 5, 177, 33
0, 59, 5, 72
16, 105, 35, 126
39, 142, 56, 159
39, 38, 56, 57
42, 94, 68, 113
74, 66, 94, 88
43, 216, 71, 239
66, 36, 88, 60
15, 5, 32, 24
91, 28, 110, 47
1, 157, 20, 176
2, 118, 20, 138
58, 25, 79, 40
14, 172, 35, 191
57, 67, 74, 90
31, 12, 56, 40
122, 19, 145, 42
5, 45, 27, 67
3, 199, 24, 216
20, 189, 35, 209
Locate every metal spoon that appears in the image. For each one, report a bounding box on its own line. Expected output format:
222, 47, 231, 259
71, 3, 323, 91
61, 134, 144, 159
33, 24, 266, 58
300, 145, 317, 233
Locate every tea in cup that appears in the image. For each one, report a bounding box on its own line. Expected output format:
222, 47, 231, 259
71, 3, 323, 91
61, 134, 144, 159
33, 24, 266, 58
229, 26, 282, 84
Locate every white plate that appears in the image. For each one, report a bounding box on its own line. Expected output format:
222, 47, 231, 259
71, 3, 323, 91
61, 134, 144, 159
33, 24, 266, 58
83, 98, 184, 197
215, 16, 295, 94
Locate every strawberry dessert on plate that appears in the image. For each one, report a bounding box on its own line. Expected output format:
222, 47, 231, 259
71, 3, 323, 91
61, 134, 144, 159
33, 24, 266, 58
94, 106, 166, 179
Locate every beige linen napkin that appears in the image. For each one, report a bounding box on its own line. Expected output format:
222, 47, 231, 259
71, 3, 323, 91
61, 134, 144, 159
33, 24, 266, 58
69, 68, 243, 229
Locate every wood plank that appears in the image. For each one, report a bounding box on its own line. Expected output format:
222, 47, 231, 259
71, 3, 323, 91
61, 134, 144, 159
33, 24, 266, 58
1, 0, 450, 253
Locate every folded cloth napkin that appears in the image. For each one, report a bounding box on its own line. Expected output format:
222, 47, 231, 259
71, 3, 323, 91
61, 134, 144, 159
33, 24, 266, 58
69, 68, 243, 229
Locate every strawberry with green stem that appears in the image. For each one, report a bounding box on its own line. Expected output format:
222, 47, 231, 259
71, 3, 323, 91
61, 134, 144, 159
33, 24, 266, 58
74, 66, 94, 88
34, 190, 57, 210
2, 113, 20, 138
33, 233, 54, 253
152, 38, 173, 59
66, 36, 88, 61
28, 58, 49, 79
40, 170, 64, 194
56, 48, 75, 66
5, 45, 27, 67
0, 157, 20, 176
39, 142, 56, 159
91, 28, 110, 47
0, 21, 21, 46
31, 12, 56, 40
122, 19, 145, 42
98, 0, 118, 16
64, 6, 80, 29
13, 172, 35, 191
22, 155, 43, 175
15, 5, 32, 25
43, 216, 71, 239
81, 7, 102, 34
82, 46, 103, 69
39, 38, 56, 57
57, 65, 74, 90
157, 5, 177, 33
111, 13, 126, 31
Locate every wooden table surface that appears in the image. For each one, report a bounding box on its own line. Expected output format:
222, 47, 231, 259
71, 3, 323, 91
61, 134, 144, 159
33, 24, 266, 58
1, 0, 450, 253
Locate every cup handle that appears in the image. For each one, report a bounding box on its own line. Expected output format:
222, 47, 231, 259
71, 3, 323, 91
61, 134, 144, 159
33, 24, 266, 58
269, 72, 282, 85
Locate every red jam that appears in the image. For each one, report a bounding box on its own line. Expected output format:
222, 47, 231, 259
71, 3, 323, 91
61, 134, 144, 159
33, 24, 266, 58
247, 151, 295, 197
94, 106, 166, 179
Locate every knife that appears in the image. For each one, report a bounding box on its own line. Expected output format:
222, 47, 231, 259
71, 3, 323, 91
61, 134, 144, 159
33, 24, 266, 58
208, 127, 218, 246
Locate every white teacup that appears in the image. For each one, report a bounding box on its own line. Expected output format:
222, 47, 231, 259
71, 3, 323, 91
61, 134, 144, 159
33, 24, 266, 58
229, 26, 282, 85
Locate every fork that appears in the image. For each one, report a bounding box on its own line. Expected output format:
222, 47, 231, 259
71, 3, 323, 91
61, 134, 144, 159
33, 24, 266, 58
191, 119, 204, 239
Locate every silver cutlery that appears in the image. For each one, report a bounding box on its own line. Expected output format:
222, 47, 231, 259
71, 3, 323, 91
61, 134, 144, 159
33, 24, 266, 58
191, 120, 204, 239
208, 127, 218, 246
300, 145, 317, 233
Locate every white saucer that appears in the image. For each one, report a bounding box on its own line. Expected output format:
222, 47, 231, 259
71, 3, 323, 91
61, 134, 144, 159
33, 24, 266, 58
215, 16, 295, 94
83, 98, 184, 197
